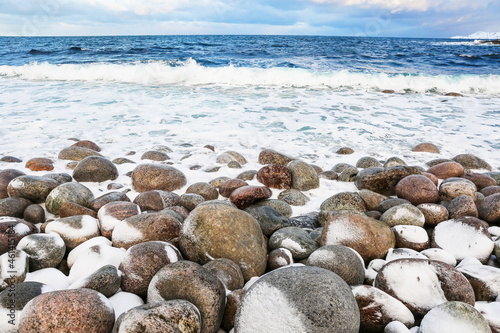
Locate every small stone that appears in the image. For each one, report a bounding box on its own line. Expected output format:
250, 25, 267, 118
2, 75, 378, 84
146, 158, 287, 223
59, 202, 97, 218
112, 157, 135, 165
90, 191, 131, 211
306, 245, 365, 285
477, 193, 500, 224
45, 215, 100, 250
419, 301, 491, 333
380, 204, 425, 227
113, 299, 201, 333
287, 160, 320, 191
447, 195, 478, 219
203, 258, 245, 291
359, 189, 388, 211
7, 175, 59, 203
25, 157, 54, 171
23, 204, 45, 224
186, 182, 219, 201
412, 143, 440, 153
374, 259, 475, 317
461, 173, 497, 190
119, 241, 181, 298
445, 92, 464, 97
45, 182, 94, 215
417, 203, 449, 226
16, 233, 66, 270
133, 190, 179, 211
439, 177, 477, 202
318, 170, 338, 180
179, 193, 205, 211
432, 216, 494, 263
132, 164, 187, 193
204, 144, 215, 151
288, 211, 320, 229
58, 146, 103, 161
73, 156, 118, 182
452, 154, 492, 171
481, 186, 500, 197
18, 289, 115, 333
71, 140, 101, 152
229, 185, 272, 209
427, 161, 465, 179
353, 285, 415, 332
0, 217, 38, 255
147, 261, 225, 333
216, 151, 247, 165
382, 89, 395, 93
256, 164, 292, 189
227, 161, 242, 168
0, 169, 25, 199
244, 205, 290, 236
219, 179, 248, 198
336, 147, 354, 154
0, 197, 33, 218
395, 175, 439, 205
258, 149, 295, 165
391, 225, 430, 251
236, 170, 257, 181
384, 157, 407, 167
0, 155, 22, 163
66, 161, 78, 170
112, 212, 181, 250
332, 163, 357, 173
267, 248, 293, 271
356, 156, 383, 168
320, 191, 367, 212
251, 199, 293, 218
68, 264, 121, 297
269, 227, 318, 260
234, 266, 360, 333
141, 150, 169, 161
277, 189, 310, 206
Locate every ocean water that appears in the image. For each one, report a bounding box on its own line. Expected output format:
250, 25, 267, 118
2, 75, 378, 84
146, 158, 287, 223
0, 35, 499, 179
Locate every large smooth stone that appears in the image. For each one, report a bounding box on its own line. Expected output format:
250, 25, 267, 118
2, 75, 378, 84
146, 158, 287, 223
7, 175, 59, 203
234, 266, 360, 333
147, 261, 225, 333
132, 164, 187, 192
45, 182, 94, 215
287, 160, 320, 191
355, 166, 422, 196
72, 156, 118, 182
179, 204, 267, 281
374, 259, 475, 317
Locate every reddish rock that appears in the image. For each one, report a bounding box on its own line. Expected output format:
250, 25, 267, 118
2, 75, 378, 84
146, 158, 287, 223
133, 190, 180, 211
19, 289, 115, 333
374, 259, 475, 317
392, 225, 430, 251
320, 211, 395, 263
355, 166, 422, 196
412, 143, 440, 154
358, 189, 387, 211
447, 195, 478, 219
141, 150, 170, 161
229, 185, 272, 209
396, 175, 439, 205
481, 186, 500, 197
90, 191, 131, 211
461, 173, 497, 191
427, 161, 465, 179
25, 158, 54, 171
59, 202, 97, 218
97, 201, 141, 238
421, 172, 439, 185
132, 164, 187, 192
219, 179, 248, 198
204, 258, 245, 291
258, 149, 295, 165
71, 140, 101, 152
477, 193, 500, 224
119, 241, 182, 298
0, 169, 25, 199
417, 203, 449, 226
257, 164, 292, 189
58, 146, 103, 161
0, 217, 37, 255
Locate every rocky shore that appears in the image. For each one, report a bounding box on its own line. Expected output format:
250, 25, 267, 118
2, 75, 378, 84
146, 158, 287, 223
0, 139, 499, 333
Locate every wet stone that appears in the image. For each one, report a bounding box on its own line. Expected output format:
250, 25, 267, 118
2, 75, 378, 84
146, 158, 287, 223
277, 189, 310, 206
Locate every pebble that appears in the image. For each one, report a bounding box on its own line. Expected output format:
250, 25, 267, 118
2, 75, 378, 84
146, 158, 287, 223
287, 159, 320, 191
68, 264, 121, 297
356, 156, 383, 168
58, 146, 103, 161
447, 195, 478, 219
267, 248, 294, 271
71, 140, 101, 151
25, 157, 54, 171
258, 149, 295, 165
141, 150, 170, 161
320, 191, 367, 212
186, 182, 219, 200
392, 225, 430, 251
412, 143, 440, 153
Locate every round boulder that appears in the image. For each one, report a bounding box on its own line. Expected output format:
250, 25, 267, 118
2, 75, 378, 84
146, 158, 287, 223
427, 162, 465, 179
7, 175, 59, 203
132, 164, 187, 193
256, 164, 292, 189
45, 182, 94, 215
287, 160, 320, 191
477, 193, 500, 224
438, 178, 477, 202
320, 191, 367, 212
203, 258, 245, 291
72, 156, 118, 182
45, 215, 100, 250
395, 175, 439, 205
97, 201, 141, 239
0, 169, 25, 199
380, 204, 425, 227
234, 266, 360, 333
147, 261, 225, 333
16, 233, 66, 271
229, 185, 272, 209
179, 204, 267, 281
19, 289, 114, 333
268, 227, 318, 260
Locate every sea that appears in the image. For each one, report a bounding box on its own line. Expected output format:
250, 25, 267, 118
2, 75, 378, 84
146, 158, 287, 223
0, 35, 499, 174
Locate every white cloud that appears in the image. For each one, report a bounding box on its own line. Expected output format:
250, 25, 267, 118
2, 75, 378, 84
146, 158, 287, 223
310, 0, 490, 12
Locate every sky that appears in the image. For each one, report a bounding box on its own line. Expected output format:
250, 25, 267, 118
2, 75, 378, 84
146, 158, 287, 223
0, 0, 499, 38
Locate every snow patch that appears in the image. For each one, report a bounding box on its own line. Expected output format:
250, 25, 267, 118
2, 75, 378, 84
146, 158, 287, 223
109, 292, 145, 319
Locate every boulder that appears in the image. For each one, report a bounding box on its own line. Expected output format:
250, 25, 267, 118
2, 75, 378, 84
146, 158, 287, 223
452, 154, 492, 171
287, 160, 319, 191
45, 182, 94, 215
427, 162, 465, 179
7, 176, 59, 203
268, 227, 318, 260
132, 164, 187, 192
45, 215, 100, 250
438, 177, 477, 202
258, 149, 295, 165
320, 191, 367, 212
229, 185, 272, 209
72, 156, 118, 182
0, 169, 25, 199
16, 233, 66, 271
395, 175, 439, 205
58, 146, 103, 161
477, 193, 500, 224
355, 166, 422, 196
256, 164, 292, 189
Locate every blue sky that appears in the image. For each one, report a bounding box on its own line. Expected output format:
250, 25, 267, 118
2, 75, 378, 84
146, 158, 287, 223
0, 0, 499, 37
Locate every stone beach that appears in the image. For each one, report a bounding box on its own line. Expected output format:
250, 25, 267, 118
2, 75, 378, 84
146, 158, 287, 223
1, 140, 500, 333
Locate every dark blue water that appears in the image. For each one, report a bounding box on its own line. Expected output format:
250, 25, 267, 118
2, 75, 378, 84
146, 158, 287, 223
0, 35, 499, 75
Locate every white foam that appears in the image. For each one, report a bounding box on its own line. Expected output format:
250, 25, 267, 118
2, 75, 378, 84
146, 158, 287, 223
1, 61, 500, 95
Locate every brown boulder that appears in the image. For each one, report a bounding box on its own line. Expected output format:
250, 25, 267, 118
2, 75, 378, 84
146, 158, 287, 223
447, 195, 478, 219
462, 173, 497, 190
477, 193, 500, 224
417, 203, 449, 226
439, 177, 477, 202
0, 169, 26, 199
229, 185, 272, 209
72, 156, 118, 182
186, 182, 219, 201
58, 146, 103, 161
355, 166, 422, 196
97, 201, 141, 238
133, 190, 180, 211
412, 143, 440, 153
257, 164, 292, 189
427, 161, 465, 179
452, 154, 492, 171
219, 179, 248, 197
71, 140, 101, 152
258, 149, 295, 165
59, 202, 97, 218
395, 175, 439, 205
132, 164, 187, 192
25, 157, 54, 171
